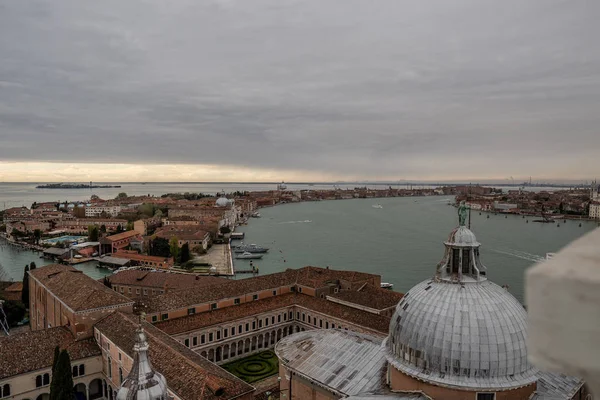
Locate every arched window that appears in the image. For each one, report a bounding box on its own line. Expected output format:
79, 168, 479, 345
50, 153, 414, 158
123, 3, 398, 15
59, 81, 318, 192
1, 384, 11, 398
79, 364, 85, 376
43, 373, 50, 385
119, 367, 123, 384
36, 375, 43, 388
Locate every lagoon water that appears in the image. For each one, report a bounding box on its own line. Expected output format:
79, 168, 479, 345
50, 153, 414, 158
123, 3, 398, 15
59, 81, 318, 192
234, 196, 597, 303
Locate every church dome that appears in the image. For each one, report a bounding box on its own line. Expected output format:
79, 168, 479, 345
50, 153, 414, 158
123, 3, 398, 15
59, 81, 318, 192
384, 221, 538, 390
215, 197, 230, 207
445, 226, 479, 247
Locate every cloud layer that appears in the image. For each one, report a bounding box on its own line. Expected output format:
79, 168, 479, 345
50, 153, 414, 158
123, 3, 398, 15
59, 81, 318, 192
1, 0, 599, 181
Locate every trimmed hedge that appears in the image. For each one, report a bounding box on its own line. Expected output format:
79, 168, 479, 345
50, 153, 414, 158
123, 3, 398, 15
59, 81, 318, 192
222, 351, 279, 383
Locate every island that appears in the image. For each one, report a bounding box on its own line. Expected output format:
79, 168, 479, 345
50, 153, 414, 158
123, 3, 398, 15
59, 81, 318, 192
36, 183, 122, 189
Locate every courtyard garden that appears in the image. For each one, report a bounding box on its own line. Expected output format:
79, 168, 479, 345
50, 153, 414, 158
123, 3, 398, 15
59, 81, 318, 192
222, 350, 279, 383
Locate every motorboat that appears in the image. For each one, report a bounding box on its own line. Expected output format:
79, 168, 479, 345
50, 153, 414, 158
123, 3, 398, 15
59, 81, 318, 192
372, 204, 383, 209
233, 244, 269, 253
236, 252, 263, 260
380, 282, 394, 289
251, 212, 261, 218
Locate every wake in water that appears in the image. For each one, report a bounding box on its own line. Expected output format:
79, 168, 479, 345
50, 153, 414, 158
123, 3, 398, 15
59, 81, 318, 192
278, 220, 313, 224
490, 248, 545, 263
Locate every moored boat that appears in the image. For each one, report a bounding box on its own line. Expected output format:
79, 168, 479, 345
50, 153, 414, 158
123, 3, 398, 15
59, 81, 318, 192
236, 251, 263, 260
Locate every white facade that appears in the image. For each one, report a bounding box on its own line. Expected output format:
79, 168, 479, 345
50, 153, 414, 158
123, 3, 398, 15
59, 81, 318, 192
86, 206, 122, 217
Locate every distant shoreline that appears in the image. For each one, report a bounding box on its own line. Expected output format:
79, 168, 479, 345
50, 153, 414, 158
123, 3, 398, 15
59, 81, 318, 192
36, 184, 122, 189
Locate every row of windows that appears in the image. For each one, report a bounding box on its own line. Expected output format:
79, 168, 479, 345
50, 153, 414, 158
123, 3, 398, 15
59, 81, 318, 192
181, 310, 349, 348
183, 311, 294, 347
152, 286, 305, 322
114, 286, 164, 296
34, 364, 86, 388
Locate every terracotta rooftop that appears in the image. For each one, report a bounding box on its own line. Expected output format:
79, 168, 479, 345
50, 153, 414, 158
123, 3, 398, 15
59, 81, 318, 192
113, 251, 174, 265
144, 266, 381, 313
95, 312, 254, 400
0, 327, 100, 379
103, 230, 141, 242
28, 264, 133, 312
328, 284, 404, 311
107, 270, 226, 290
154, 292, 390, 336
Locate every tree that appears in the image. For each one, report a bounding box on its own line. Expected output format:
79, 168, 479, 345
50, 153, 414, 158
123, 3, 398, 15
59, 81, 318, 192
102, 276, 112, 288
100, 224, 107, 233
88, 225, 99, 242
29, 262, 36, 270
219, 226, 231, 235
52, 346, 60, 373
116, 225, 124, 233
169, 237, 180, 261
148, 237, 170, 257
116, 192, 128, 199
33, 229, 42, 245
126, 221, 135, 231
21, 265, 30, 307
180, 243, 191, 263
0, 297, 25, 326
50, 350, 74, 400
139, 203, 155, 218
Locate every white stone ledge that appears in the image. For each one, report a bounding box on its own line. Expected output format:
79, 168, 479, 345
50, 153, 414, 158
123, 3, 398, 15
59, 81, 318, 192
526, 227, 600, 395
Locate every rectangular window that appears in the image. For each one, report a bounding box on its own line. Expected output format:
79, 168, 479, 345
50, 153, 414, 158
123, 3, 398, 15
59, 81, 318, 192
143, 289, 148, 295
298, 287, 302, 293
128, 288, 132, 293
326, 322, 329, 329
290, 286, 296, 292
302, 313, 305, 322
259, 320, 263, 328
308, 316, 311, 324
118, 352, 122, 361
184, 338, 190, 347
231, 327, 235, 336
289, 311, 293, 320
209, 332, 213, 342
246, 323, 249, 331
193, 336, 198, 346
319, 320, 323, 328
224, 329, 228, 338
272, 290, 277, 296
296, 312, 300, 319
120, 287, 124, 293
151, 315, 157, 322
234, 298, 241, 305
136, 288, 140, 294
211, 303, 217, 310
201, 334, 206, 344
284, 313, 287, 321
239, 324, 243, 333
278, 315, 281, 323
477, 394, 495, 400
188, 307, 196, 315
252, 321, 256, 330
271, 316, 275, 324
253, 294, 258, 301
161, 313, 168, 321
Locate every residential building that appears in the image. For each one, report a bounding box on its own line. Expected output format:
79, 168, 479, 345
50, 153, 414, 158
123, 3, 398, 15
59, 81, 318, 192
112, 251, 174, 269
100, 231, 142, 254
85, 205, 122, 218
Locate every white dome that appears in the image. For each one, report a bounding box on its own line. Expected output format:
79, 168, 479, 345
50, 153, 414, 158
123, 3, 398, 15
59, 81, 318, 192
385, 225, 538, 390
445, 226, 479, 247
215, 197, 230, 207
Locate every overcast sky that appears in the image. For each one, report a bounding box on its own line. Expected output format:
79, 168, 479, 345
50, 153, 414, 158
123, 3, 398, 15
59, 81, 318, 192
0, 0, 599, 182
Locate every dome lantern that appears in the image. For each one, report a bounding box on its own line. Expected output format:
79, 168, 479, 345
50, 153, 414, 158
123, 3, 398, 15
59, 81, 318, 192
117, 305, 169, 400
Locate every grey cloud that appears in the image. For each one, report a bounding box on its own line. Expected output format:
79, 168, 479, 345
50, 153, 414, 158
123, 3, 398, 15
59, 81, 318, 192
1, 0, 599, 179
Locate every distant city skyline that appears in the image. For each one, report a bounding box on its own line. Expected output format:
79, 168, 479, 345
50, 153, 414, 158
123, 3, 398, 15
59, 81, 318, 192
1, 0, 599, 181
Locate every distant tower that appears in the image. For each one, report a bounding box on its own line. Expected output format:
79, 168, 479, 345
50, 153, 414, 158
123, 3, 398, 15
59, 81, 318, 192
90, 181, 92, 189
117, 304, 168, 400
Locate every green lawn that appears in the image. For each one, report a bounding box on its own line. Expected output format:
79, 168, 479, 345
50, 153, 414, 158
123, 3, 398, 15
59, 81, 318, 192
222, 350, 279, 383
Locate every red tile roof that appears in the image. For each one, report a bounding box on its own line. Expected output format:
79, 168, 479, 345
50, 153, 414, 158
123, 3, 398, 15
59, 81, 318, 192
103, 230, 141, 242
0, 327, 100, 379
28, 264, 133, 311
95, 312, 254, 400
107, 270, 226, 291
144, 266, 380, 313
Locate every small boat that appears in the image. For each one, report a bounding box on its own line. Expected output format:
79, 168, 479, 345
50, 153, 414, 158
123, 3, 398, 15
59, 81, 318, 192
372, 204, 383, 209
236, 252, 263, 260
251, 212, 261, 218
74, 255, 83, 259
380, 282, 393, 289
234, 244, 269, 253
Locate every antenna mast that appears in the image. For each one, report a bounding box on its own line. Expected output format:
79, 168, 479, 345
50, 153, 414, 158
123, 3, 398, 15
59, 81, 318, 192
468, 183, 472, 229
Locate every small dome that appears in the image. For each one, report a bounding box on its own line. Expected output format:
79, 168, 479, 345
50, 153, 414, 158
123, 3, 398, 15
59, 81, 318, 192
215, 197, 230, 207
445, 226, 479, 247
385, 279, 537, 390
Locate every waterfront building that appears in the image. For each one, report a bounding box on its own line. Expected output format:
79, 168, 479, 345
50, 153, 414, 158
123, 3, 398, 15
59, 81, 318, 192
85, 205, 122, 218
154, 226, 212, 251
274, 223, 589, 399
589, 181, 600, 219
100, 231, 143, 255
112, 250, 174, 269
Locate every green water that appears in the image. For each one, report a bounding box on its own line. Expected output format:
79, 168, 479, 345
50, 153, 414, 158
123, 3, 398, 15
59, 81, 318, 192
0, 241, 112, 282
235, 196, 598, 303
